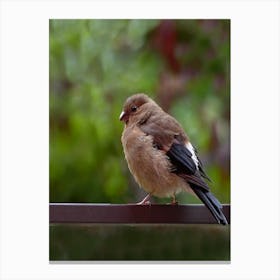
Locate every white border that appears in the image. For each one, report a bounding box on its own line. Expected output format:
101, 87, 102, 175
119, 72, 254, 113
1, 0, 279, 280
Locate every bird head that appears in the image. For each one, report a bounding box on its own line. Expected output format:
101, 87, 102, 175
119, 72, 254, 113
119, 93, 154, 125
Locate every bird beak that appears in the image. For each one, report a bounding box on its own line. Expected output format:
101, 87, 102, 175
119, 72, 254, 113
119, 111, 128, 123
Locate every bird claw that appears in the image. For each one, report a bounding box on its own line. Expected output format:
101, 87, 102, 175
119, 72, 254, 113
137, 200, 151, 205
137, 194, 151, 205
169, 195, 178, 205
170, 200, 178, 205
168, 199, 178, 205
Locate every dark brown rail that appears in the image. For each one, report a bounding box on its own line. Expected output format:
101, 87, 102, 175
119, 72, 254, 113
49, 203, 230, 224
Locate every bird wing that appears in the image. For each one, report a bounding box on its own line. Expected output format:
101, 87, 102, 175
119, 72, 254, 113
139, 114, 210, 191
166, 142, 210, 191
167, 141, 227, 224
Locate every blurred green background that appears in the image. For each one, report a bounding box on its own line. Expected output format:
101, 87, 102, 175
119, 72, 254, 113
49, 19, 230, 261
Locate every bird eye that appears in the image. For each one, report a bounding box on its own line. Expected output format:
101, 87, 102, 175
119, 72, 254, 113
131, 105, 137, 112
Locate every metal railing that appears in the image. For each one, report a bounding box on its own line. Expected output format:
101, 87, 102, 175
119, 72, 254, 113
49, 203, 230, 224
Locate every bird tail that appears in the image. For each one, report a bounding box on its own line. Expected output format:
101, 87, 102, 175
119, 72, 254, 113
190, 185, 228, 225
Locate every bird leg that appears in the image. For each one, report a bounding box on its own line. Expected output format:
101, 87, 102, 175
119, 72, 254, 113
170, 194, 178, 205
137, 194, 151, 205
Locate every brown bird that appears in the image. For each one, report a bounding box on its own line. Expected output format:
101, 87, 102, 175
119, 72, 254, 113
120, 93, 228, 225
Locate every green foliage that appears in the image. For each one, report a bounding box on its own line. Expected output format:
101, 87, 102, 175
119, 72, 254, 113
50, 20, 162, 202
50, 19, 230, 204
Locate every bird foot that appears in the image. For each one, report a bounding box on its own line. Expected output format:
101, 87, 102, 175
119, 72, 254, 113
169, 195, 178, 205
167, 199, 178, 205
137, 200, 151, 205
137, 194, 151, 205
170, 200, 178, 205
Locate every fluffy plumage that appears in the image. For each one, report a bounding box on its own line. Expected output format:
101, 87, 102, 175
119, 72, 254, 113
120, 93, 228, 225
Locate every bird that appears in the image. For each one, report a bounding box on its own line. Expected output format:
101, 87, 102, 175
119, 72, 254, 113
119, 93, 228, 225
